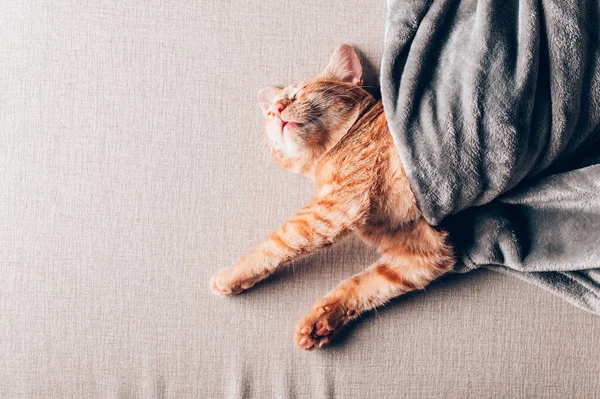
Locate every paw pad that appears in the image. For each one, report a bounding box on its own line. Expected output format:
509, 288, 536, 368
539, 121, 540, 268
295, 301, 358, 351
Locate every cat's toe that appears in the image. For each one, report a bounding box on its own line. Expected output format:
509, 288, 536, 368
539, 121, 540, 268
210, 269, 241, 297
210, 278, 231, 297
297, 336, 318, 351
300, 326, 312, 335
295, 322, 319, 350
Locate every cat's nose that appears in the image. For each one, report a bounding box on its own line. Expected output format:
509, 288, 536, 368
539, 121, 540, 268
272, 101, 288, 116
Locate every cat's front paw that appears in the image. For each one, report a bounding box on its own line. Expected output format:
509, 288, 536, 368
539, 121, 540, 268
210, 268, 245, 297
210, 266, 267, 297
294, 299, 358, 350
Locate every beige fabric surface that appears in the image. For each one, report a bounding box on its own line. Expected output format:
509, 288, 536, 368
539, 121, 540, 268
1, 1, 598, 398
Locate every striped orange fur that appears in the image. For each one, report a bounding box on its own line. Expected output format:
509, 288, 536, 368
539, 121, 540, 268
210, 44, 455, 350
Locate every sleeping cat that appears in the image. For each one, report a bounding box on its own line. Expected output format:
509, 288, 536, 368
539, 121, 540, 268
210, 44, 455, 350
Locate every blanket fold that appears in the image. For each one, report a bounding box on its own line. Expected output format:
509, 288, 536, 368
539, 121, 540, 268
381, 0, 600, 314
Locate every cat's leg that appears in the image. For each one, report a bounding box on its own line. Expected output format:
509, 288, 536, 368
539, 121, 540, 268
294, 253, 453, 350
210, 195, 363, 296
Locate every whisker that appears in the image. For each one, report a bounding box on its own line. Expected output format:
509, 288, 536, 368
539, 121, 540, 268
373, 306, 381, 321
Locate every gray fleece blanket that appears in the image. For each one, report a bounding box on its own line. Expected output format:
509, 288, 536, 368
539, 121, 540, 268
381, 0, 600, 314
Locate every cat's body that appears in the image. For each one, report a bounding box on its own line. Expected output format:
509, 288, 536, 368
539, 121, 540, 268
211, 45, 455, 350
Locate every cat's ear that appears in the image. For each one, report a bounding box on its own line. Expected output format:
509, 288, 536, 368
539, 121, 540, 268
257, 86, 282, 116
320, 44, 363, 85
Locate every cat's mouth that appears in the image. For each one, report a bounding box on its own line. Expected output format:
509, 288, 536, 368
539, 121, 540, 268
269, 113, 303, 134
281, 119, 302, 132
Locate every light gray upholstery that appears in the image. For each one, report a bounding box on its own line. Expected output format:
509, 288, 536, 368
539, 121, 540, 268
0, 1, 598, 398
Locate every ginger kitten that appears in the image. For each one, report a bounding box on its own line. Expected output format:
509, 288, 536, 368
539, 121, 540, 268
211, 45, 455, 350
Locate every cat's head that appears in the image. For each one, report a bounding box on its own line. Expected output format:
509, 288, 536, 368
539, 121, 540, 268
258, 44, 373, 175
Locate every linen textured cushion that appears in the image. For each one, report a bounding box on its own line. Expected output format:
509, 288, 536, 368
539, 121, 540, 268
0, 1, 598, 398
